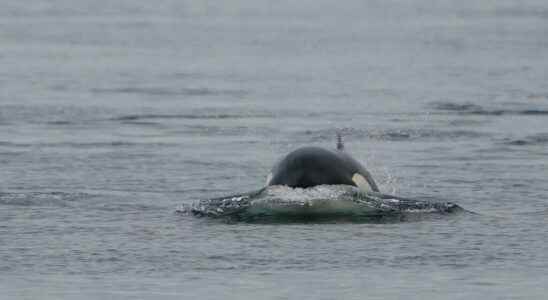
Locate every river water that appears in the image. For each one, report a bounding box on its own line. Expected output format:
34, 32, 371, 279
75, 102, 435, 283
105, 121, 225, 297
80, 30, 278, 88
1, 1, 548, 299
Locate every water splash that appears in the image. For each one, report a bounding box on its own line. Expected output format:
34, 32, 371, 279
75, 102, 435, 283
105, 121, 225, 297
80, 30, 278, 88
177, 185, 463, 222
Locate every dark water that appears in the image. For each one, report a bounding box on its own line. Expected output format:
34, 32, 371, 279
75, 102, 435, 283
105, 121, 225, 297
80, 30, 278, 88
1, 1, 548, 299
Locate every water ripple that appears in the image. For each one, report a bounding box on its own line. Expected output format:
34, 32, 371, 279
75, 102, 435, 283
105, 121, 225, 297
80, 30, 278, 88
0, 191, 96, 207
0, 141, 174, 148
91, 87, 247, 97
111, 112, 273, 121
430, 101, 548, 116
300, 127, 487, 142
502, 133, 548, 146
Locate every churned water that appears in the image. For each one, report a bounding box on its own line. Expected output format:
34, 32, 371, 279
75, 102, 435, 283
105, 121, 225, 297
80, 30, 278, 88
1, 1, 548, 299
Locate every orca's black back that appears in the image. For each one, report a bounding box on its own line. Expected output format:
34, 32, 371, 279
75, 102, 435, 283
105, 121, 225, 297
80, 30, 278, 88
268, 147, 379, 191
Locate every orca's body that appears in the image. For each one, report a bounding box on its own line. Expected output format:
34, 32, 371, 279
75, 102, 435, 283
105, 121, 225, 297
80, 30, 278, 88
266, 141, 379, 192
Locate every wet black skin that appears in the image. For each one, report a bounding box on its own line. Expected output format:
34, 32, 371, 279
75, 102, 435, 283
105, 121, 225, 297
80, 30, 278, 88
267, 146, 379, 192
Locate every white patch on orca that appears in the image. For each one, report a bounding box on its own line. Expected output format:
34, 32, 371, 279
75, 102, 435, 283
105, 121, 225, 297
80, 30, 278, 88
265, 172, 273, 186
352, 173, 372, 192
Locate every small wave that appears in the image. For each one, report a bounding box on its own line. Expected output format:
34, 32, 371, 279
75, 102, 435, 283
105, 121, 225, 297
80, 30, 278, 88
91, 202, 165, 212
383, 129, 484, 140
91, 87, 247, 97
177, 185, 464, 223
448, 119, 488, 126
503, 133, 548, 146
0, 104, 110, 125
175, 124, 271, 137
515, 209, 548, 217
0, 191, 95, 207
0, 141, 170, 149
520, 110, 548, 115
112, 112, 272, 122
0, 151, 24, 157
45, 120, 74, 125
118, 120, 163, 126
301, 127, 485, 142
430, 102, 548, 116
0, 141, 16, 147
431, 102, 484, 112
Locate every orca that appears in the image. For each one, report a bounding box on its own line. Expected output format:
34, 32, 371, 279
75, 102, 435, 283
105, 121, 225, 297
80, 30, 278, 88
266, 134, 379, 192
183, 134, 467, 219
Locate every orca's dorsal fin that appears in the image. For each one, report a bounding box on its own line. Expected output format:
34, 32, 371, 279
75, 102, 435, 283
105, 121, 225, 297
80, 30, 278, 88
336, 132, 344, 150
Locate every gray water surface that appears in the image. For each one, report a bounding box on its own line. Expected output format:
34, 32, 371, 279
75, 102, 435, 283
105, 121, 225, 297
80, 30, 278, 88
1, 1, 548, 299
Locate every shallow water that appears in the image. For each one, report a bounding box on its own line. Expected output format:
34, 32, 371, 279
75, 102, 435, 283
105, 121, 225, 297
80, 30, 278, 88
1, 1, 548, 299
